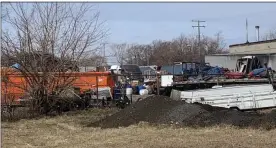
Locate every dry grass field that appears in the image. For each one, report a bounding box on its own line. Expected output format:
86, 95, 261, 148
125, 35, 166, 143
2, 108, 276, 148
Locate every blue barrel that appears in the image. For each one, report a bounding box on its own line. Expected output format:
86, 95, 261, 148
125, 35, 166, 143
137, 85, 146, 92
113, 88, 121, 100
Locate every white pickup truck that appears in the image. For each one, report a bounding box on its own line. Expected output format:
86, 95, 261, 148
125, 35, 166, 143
180, 84, 276, 110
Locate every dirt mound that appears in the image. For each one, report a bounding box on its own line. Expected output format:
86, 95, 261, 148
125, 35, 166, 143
89, 96, 181, 128
89, 96, 276, 129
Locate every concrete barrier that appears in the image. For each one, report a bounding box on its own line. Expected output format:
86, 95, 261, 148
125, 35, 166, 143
170, 89, 182, 100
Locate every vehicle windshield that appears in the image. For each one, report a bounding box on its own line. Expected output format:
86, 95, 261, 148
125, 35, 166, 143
121, 65, 141, 73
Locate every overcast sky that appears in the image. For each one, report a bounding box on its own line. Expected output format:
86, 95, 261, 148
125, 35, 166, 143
2, 3, 276, 64
95, 3, 276, 64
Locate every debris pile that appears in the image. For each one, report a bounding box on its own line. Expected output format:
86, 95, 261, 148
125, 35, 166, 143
90, 96, 276, 129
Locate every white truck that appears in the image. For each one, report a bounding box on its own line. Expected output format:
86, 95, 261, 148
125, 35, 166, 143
180, 84, 276, 110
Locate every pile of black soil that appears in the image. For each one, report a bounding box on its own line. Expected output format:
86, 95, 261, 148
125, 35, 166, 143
89, 96, 276, 129
89, 96, 182, 128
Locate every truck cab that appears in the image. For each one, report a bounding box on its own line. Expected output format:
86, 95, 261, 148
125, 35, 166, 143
235, 56, 262, 74
120, 64, 144, 83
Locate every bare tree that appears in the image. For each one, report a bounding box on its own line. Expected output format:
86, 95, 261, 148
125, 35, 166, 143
1, 4, 8, 20
1, 3, 106, 114
263, 29, 276, 40
202, 32, 228, 55
122, 44, 149, 65
111, 43, 129, 65
79, 55, 107, 67
149, 33, 228, 65
110, 32, 227, 66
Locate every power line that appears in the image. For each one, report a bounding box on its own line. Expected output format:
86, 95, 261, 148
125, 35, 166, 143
192, 20, 206, 65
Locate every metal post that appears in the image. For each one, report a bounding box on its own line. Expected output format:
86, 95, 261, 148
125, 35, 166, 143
182, 62, 184, 74
130, 76, 133, 104
255, 26, 260, 42
102, 43, 106, 66
146, 47, 150, 66
246, 19, 249, 43
192, 20, 206, 65
265, 63, 273, 85
96, 75, 99, 107
173, 64, 175, 81
182, 62, 184, 80
217, 76, 219, 86
156, 72, 160, 95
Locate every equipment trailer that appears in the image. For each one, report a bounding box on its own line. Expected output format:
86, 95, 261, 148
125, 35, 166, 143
180, 84, 276, 110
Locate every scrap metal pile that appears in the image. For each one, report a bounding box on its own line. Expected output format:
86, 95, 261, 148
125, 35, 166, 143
173, 56, 274, 83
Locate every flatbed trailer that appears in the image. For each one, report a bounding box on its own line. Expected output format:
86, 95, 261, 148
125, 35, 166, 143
162, 77, 276, 97
172, 78, 275, 86
179, 84, 276, 110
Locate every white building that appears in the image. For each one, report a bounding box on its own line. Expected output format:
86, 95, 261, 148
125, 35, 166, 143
205, 39, 276, 70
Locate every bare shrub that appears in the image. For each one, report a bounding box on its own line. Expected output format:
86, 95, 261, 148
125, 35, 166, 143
1, 3, 107, 114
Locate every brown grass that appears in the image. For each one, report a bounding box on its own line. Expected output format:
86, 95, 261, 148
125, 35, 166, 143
2, 108, 276, 148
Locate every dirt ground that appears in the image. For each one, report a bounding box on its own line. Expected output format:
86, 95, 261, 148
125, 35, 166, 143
2, 107, 276, 148
91, 96, 276, 129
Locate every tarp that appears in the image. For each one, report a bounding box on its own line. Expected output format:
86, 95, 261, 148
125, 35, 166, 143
249, 67, 272, 77
225, 72, 244, 79
206, 66, 224, 75
137, 85, 146, 92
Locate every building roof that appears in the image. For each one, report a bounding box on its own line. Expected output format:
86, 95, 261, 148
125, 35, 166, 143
206, 53, 276, 56
229, 39, 276, 48
139, 67, 155, 73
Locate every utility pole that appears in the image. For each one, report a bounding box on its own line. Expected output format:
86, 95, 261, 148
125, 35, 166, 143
146, 46, 150, 66
246, 18, 249, 43
103, 43, 106, 58
101, 42, 108, 66
192, 20, 206, 65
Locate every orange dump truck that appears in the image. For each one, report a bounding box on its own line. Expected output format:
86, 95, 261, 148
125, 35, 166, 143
1, 67, 115, 106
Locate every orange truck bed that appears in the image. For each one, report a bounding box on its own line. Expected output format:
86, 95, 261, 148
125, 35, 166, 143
1, 68, 115, 105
